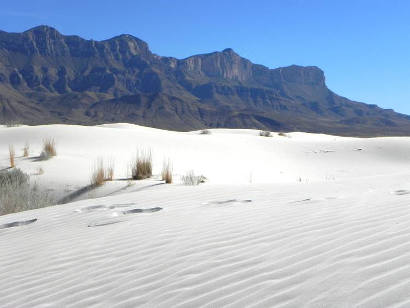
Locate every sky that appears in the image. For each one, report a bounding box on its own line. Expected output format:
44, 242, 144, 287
1, 0, 409, 115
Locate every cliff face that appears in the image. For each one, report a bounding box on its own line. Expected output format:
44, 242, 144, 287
0, 25, 409, 136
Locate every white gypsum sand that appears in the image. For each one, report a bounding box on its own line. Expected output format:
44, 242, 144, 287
0, 124, 409, 307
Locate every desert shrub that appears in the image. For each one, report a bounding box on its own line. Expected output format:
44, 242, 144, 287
4, 120, 22, 127
278, 132, 289, 137
259, 130, 272, 137
0, 169, 52, 215
131, 149, 152, 180
9, 145, 15, 168
0, 168, 28, 186
105, 160, 114, 181
40, 138, 57, 160
91, 159, 106, 187
161, 159, 173, 184
90, 159, 115, 186
23, 142, 30, 157
200, 129, 211, 135
181, 170, 207, 186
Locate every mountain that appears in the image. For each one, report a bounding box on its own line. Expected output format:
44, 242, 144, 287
0, 25, 409, 136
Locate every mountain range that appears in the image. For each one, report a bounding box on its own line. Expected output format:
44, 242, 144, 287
0, 25, 409, 136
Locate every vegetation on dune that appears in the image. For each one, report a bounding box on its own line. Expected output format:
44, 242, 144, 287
161, 159, 173, 184
131, 149, 152, 180
40, 138, 57, 160
181, 170, 207, 186
0, 169, 53, 215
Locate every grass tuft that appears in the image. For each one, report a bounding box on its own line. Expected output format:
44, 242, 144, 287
23, 142, 30, 157
9, 145, 15, 168
161, 159, 173, 184
91, 159, 106, 187
181, 170, 207, 185
40, 138, 57, 160
259, 130, 272, 137
200, 129, 211, 135
131, 149, 152, 180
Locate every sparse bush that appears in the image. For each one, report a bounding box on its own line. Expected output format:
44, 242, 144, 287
259, 130, 272, 137
40, 138, 57, 160
131, 149, 152, 180
200, 129, 211, 135
91, 159, 106, 187
181, 170, 207, 186
0, 168, 28, 186
90, 159, 115, 186
161, 159, 173, 184
105, 160, 114, 181
23, 142, 30, 157
0, 168, 52, 215
278, 132, 288, 137
4, 120, 22, 127
9, 145, 15, 168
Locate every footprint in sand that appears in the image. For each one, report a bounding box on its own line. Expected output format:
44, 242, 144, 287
88, 218, 126, 227
394, 190, 410, 196
75, 204, 133, 213
289, 198, 312, 204
122, 207, 163, 215
0, 218, 37, 230
202, 199, 252, 205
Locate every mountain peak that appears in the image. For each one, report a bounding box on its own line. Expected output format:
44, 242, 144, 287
222, 48, 235, 53
24, 25, 60, 35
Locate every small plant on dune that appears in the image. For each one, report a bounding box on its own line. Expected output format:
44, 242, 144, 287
131, 149, 152, 180
0, 168, 53, 215
278, 132, 290, 138
105, 159, 114, 181
91, 159, 106, 187
259, 130, 272, 137
90, 159, 115, 186
4, 120, 22, 127
200, 129, 211, 135
37, 167, 44, 175
8, 145, 15, 168
181, 170, 207, 186
23, 142, 30, 157
40, 138, 57, 160
105, 164, 114, 181
161, 159, 173, 184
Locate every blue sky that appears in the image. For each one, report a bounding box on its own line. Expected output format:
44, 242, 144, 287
1, 0, 409, 115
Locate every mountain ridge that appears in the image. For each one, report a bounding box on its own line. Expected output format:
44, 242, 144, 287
0, 25, 409, 136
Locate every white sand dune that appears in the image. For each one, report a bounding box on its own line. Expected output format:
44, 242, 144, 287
0, 124, 409, 307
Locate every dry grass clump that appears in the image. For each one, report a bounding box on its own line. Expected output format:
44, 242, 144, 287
91, 160, 106, 187
181, 170, 207, 186
278, 132, 288, 137
40, 138, 57, 160
200, 129, 211, 135
259, 130, 272, 137
131, 149, 152, 180
0, 168, 53, 215
105, 160, 114, 181
90, 159, 115, 187
8, 145, 15, 168
161, 159, 173, 184
23, 142, 30, 157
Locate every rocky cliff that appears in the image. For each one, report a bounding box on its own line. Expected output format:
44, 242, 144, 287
0, 25, 409, 136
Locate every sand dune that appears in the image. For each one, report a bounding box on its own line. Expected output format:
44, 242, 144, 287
0, 124, 409, 307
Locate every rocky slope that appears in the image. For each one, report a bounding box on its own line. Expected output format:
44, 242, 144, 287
0, 25, 409, 136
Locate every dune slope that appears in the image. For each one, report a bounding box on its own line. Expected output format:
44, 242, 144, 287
0, 124, 409, 307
